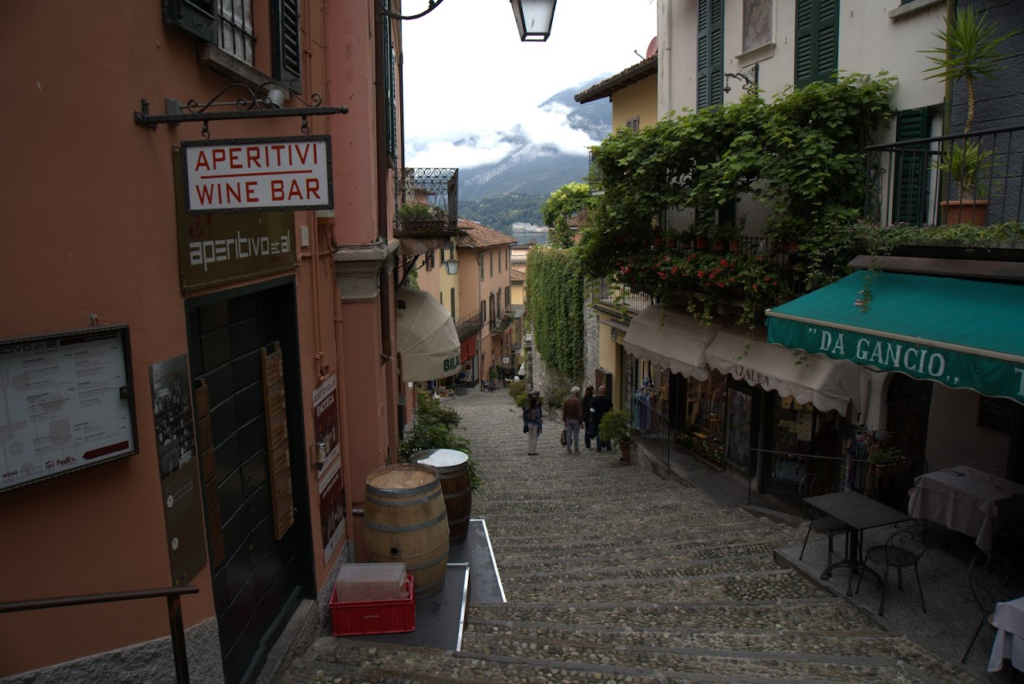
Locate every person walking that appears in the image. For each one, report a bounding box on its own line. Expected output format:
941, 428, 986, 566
590, 385, 613, 453
581, 385, 595, 450
523, 392, 543, 455
562, 386, 583, 455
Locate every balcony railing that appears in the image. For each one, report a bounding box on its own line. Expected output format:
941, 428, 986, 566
455, 313, 484, 340
596, 278, 652, 315
397, 168, 459, 236
863, 124, 1024, 227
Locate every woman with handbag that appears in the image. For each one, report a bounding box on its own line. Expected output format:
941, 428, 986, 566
523, 392, 543, 455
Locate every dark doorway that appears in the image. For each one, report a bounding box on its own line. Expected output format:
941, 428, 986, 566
886, 374, 932, 460
186, 280, 313, 684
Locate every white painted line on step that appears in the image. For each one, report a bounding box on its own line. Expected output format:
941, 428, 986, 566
473, 517, 507, 603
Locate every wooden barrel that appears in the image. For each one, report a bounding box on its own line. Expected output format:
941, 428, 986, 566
412, 449, 472, 545
364, 464, 449, 598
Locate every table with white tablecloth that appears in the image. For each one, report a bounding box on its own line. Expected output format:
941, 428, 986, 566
989, 596, 1024, 673
907, 465, 1024, 551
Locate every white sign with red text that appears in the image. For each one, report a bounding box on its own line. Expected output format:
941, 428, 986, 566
182, 136, 333, 213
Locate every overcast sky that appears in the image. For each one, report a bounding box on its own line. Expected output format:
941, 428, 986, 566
402, 0, 657, 168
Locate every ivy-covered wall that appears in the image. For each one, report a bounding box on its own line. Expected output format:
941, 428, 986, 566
525, 247, 585, 380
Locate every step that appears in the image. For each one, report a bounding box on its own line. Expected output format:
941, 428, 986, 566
466, 597, 872, 632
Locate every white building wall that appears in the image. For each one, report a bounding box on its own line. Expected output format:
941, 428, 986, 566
659, 0, 947, 134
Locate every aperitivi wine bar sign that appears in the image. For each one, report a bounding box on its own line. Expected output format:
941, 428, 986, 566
181, 136, 333, 213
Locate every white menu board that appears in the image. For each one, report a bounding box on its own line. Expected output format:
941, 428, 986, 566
0, 327, 137, 492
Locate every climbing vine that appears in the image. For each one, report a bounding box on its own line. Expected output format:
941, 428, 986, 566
542, 182, 594, 249
525, 247, 585, 379
577, 73, 898, 327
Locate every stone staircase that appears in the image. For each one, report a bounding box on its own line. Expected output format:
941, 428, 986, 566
277, 393, 980, 683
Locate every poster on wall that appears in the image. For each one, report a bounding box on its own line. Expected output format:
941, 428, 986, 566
0, 326, 137, 493
313, 373, 344, 563
150, 354, 207, 585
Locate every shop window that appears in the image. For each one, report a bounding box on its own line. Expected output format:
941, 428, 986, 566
680, 375, 728, 465
725, 385, 755, 473
767, 396, 842, 493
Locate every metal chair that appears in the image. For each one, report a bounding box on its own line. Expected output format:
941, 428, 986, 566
962, 551, 1016, 664
857, 519, 929, 616
798, 474, 847, 578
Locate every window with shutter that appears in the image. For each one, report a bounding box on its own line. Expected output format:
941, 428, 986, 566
164, 0, 216, 42
626, 116, 640, 132
892, 108, 931, 225
218, 0, 254, 66
696, 0, 724, 111
381, 0, 398, 161
795, 0, 839, 89
272, 0, 302, 93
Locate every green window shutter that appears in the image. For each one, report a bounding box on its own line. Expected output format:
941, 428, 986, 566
795, 0, 840, 89
272, 0, 302, 93
892, 108, 931, 225
382, 1, 398, 161
163, 0, 216, 42
696, 0, 724, 111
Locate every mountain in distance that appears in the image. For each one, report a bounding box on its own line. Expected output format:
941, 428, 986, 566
456, 79, 611, 232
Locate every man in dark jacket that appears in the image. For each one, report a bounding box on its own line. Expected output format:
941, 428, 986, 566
562, 386, 584, 455
581, 385, 595, 450
590, 385, 613, 453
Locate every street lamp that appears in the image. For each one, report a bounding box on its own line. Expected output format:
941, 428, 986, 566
378, 0, 557, 42
443, 259, 460, 275
510, 0, 557, 42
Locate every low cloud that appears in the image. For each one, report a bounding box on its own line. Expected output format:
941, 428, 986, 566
407, 100, 596, 169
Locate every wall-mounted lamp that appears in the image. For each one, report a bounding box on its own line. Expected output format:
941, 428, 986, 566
443, 259, 460, 275
378, 0, 557, 42
723, 63, 760, 94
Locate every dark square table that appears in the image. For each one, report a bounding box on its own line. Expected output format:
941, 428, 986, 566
804, 490, 911, 595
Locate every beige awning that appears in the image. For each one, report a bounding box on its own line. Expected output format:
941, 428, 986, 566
396, 288, 461, 382
705, 328, 868, 416
622, 305, 721, 381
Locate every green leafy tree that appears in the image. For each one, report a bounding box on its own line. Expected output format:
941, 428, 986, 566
541, 183, 594, 249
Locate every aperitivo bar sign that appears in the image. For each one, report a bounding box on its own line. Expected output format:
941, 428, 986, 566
181, 136, 334, 213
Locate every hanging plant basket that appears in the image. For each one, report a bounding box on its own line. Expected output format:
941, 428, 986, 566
712, 239, 726, 252
695, 236, 709, 250
653, 237, 663, 247
728, 239, 740, 252
667, 237, 678, 249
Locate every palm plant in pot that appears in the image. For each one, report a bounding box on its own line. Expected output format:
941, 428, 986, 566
922, 7, 1019, 225
599, 410, 634, 465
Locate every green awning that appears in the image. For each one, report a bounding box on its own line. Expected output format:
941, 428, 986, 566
766, 271, 1024, 404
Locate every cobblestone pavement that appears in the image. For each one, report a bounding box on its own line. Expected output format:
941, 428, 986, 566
280, 391, 983, 683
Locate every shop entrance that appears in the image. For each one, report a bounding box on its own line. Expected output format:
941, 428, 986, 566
186, 280, 313, 684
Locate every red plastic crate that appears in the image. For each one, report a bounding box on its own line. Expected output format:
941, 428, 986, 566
330, 574, 415, 636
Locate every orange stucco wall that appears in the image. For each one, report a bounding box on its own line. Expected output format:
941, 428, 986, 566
0, 0, 400, 676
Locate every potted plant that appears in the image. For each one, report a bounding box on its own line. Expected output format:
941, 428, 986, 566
932, 139, 996, 225
598, 410, 633, 465
922, 7, 1019, 225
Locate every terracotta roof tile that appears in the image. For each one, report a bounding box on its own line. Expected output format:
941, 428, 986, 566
575, 55, 658, 104
510, 267, 526, 282
456, 218, 518, 250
